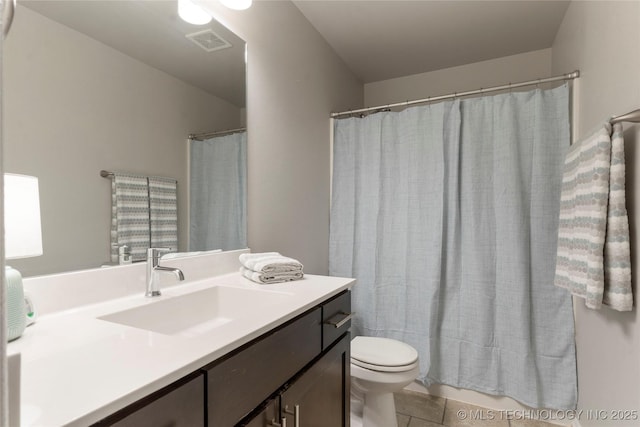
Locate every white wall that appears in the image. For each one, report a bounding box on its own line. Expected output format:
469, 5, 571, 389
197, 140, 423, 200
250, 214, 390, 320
365, 49, 552, 107
4, 5, 242, 276
201, 0, 363, 274
552, 2, 640, 426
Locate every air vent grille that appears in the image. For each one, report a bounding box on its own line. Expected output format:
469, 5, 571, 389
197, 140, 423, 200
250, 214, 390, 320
185, 29, 232, 52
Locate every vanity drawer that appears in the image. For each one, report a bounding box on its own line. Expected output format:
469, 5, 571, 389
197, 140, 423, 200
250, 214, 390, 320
322, 290, 352, 350
205, 307, 322, 426
92, 372, 205, 427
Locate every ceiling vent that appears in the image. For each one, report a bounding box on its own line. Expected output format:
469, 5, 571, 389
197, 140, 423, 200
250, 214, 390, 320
185, 29, 232, 52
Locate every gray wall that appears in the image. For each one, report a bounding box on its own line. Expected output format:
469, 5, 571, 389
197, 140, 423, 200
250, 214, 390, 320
552, 2, 640, 424
204, 1, 363, 274
5, 5, 242, 276
364, 48, 552, 107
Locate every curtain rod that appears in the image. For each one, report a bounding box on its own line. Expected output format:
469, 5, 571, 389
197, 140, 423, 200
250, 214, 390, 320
611, 109, 640, 124
189, 127, 246, 141
331, 70, 580, 119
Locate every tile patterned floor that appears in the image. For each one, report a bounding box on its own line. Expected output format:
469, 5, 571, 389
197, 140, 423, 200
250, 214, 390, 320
394, 390, 563, 427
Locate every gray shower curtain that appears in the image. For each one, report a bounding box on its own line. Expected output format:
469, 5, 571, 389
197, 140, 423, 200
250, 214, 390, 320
329, 85, 577, 409
189, 131, 247, 251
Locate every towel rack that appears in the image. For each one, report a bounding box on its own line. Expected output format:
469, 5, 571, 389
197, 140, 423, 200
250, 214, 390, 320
611, 109, 640, 124
100, 170, 114, 178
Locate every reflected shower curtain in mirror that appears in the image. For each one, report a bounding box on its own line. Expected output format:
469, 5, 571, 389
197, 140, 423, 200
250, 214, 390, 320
189, 132, 247, 251
330, 85, 577, 409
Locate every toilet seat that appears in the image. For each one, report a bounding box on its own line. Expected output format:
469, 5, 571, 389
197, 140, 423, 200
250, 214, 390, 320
351, 336, 418, 373
351, 357, 419, 372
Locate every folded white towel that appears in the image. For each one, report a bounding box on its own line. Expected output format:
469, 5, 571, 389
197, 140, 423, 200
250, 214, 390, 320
239, 252, 303, 273
240, 266, 304, 284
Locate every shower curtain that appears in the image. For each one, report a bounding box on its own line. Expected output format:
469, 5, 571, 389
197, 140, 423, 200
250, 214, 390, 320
189, 131, 247, 251
330, 85, 577, 409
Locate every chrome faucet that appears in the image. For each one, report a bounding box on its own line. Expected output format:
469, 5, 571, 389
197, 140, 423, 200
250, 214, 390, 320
145, 248, 185, 297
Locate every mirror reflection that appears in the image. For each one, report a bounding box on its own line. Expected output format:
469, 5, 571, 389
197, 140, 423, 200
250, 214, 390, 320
189, 129, 247, 252
4, 0, 247, 277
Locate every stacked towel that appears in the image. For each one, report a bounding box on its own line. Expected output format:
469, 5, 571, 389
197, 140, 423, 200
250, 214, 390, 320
554, 122, 632, 311
239, 252, 304, 284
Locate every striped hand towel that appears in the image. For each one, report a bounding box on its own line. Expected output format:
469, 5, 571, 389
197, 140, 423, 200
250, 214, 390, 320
149, 176, 178, 253
111, 173, 150, 262
555, 122, 632, 311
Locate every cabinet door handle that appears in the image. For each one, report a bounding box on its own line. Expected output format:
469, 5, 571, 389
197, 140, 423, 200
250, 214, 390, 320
325, 312, 354, 329
269, 418, 286, 427
284, 404, 300, 427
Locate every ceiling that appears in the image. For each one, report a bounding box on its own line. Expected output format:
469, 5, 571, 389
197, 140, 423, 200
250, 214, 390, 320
19, 0, 571, 97
21, 0, 246, 107
293, 0, 571, 83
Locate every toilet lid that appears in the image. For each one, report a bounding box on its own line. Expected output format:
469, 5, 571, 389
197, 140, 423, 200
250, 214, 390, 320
351, 336, 418, 369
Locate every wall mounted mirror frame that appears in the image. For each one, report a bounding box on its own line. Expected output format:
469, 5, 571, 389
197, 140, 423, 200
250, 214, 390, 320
4, 0, 247, 277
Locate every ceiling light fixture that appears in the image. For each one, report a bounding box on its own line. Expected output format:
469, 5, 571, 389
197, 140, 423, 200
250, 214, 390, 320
219, 0, 252, 11
178, 0, 212, 25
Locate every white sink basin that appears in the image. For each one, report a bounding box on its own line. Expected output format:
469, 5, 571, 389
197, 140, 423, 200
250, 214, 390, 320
99, 286, 293, 338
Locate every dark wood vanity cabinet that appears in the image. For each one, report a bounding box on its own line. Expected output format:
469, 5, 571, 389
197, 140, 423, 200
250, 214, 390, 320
92, 290, 351, 427
238, 291, 351, 427
243, 399, 279, 427
240, 334, 350, 427
92, 372, 206, 427
206, 307, 323, 426
279, 334, 350, 427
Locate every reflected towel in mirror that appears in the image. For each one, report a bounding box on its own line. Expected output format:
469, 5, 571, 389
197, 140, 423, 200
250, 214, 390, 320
110, 172, 178, 263
149, 176, 178, 252
111, 173, 150, 262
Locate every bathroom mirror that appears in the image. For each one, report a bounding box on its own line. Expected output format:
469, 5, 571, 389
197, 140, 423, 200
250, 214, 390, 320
4, 0, 247, 276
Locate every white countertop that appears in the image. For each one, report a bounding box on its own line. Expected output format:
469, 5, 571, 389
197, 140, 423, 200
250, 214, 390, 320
8, 263, 354, 426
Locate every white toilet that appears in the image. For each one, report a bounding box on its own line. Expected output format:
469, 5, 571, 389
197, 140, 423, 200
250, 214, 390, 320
350, 336, 419, 427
